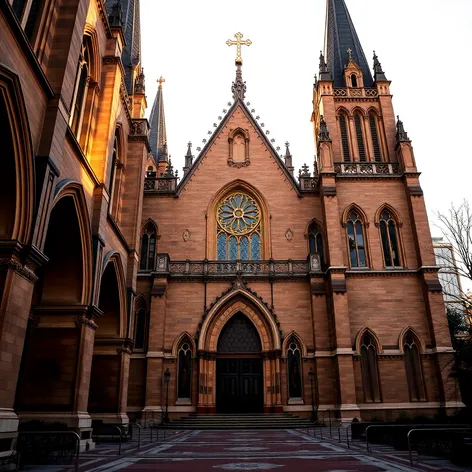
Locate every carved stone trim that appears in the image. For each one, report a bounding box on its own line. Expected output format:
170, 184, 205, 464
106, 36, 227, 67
0, 258, 37, 283
409, 186, 424, 197
425, 279, 443, 292
322, 186, 336, 197
331, 279, 347, 293
227, 128, 250, 168
75, 315, 97, 330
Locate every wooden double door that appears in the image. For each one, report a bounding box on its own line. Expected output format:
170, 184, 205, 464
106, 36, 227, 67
216, 357, 263, 413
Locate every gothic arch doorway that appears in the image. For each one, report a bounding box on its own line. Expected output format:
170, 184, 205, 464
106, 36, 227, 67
216, 313, 263, 413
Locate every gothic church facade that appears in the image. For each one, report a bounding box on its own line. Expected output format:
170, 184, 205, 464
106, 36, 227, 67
0, 0, 461, 456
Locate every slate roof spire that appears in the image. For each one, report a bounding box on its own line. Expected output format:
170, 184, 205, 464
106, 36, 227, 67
324, 0, 373, 87
107, 0, 142, 93
149, 76, 168, 164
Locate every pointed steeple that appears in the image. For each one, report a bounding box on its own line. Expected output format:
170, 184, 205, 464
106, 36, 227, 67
373, 51, 388, 82
284, 142, 294, 176
149, 76, 168, 164
324, 0, 373, 87
107, 0, 142, 93
183, 142, 194, 176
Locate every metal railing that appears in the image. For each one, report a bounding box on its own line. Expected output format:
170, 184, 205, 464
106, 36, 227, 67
92, 425, 123, 455
407, 427, 472, 467
16, 430, 80, 471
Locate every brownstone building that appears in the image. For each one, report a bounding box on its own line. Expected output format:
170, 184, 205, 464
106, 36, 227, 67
0, 0, 462, 458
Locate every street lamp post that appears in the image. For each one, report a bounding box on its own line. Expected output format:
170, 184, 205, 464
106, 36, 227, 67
163, 368, 171, 424
308, 367, 317, 423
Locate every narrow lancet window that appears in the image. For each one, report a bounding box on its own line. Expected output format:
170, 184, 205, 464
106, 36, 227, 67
140, 222, 157, 271
308, 222, 324, 264
287, 340, 302, 399
354, 114, 366, 161
178, 341, 192, 399
351, 74, 358, 88
360, 333, 381, 402
379, 209, 401, 267
404, 332, 425, 401
134, 308, 147, 351
347, 210, 367, 268
339, 114, 351, 162
369, 113, 382, 162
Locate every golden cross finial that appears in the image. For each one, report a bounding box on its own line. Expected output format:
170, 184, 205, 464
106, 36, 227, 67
226, 32, 252, 64
157, 75, 165, 88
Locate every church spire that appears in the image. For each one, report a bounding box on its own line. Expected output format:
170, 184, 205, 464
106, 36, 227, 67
149, 76, 168, 164
324, 0, 373, 87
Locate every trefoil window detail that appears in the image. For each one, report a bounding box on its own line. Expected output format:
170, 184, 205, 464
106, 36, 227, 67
308, 222, 324, 264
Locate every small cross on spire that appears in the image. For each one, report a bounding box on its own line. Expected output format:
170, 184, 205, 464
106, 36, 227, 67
347, 48, 353, 61
226, 32, 252, 65
157, 75, 165, 88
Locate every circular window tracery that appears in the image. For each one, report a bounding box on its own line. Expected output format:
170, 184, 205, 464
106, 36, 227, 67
217, 193, 260, 235
216, 192, 262, 260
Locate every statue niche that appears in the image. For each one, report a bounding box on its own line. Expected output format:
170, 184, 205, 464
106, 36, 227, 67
228, 128, 250, 168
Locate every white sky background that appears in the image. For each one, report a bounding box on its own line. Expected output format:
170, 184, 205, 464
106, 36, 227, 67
141, 0, 472, 274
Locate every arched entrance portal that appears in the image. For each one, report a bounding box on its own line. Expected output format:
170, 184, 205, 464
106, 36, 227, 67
216, 313, 263, 413
197, 288, 283, 414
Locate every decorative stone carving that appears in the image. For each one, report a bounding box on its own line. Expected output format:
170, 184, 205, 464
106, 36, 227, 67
285, 228, 293, 242
182, 229, 191, 242
228, 128, 250, 168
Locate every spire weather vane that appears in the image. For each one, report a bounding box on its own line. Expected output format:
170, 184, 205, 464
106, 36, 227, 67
226, 32, 252, 64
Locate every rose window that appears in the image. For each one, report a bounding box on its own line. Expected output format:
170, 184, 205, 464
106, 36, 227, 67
217, 192, 261, 260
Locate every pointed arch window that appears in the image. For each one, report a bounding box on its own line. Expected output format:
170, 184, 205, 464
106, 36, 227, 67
379, 209, 401, 268
140, 222, 157, 271
216, 192, 262, 260
308, 222, 324, 263
338, 114, 351, 162
404, 332, 425, 401
346, 210, 368, 268
287, 340, 302, 399
369, 113, 382, 162
109, 130, 123, 222
354, 114, 366, 161
178, 340, 192, 399
350, 74, 358, 88
134, 307, 148, 351
12, 0, 44, 41
70, 37, 90, 138
360, 333, 381, 402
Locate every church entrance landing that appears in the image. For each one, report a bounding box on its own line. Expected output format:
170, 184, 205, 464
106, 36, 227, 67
215, 313, 263, 413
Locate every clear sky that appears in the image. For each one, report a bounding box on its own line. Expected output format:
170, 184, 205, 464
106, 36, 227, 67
140, 0, 472, 235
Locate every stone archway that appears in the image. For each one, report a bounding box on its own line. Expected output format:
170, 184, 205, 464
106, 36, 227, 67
197, 288, 282, 414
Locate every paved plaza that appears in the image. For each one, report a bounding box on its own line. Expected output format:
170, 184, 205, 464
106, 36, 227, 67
21, 428, 470, 472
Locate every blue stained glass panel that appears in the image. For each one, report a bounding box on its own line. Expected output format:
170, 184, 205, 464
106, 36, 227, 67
217, 233, 227, 260
240, 237, 249, 259
251, 233, 261, 260
229, 236, 238, 260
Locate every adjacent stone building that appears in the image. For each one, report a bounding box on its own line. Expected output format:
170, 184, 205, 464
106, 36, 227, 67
0, 0, 462, 459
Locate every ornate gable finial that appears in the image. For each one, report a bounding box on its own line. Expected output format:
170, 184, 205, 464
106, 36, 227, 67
373, 51, 388, 82
164, 159, 174, 177
108, 1, 123, 28
284, 142, 294, 176
183, 141, 194, 176
299, 163, 311, 178
226, 32, 252, 65
396, 116, 410, 143
232, 63, 246, 101
318, 115, 331, 142
318, 51, 331, 81
347, 48, 353, 62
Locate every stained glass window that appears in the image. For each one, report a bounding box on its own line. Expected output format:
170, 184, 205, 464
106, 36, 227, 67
217, 192, 262, 260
